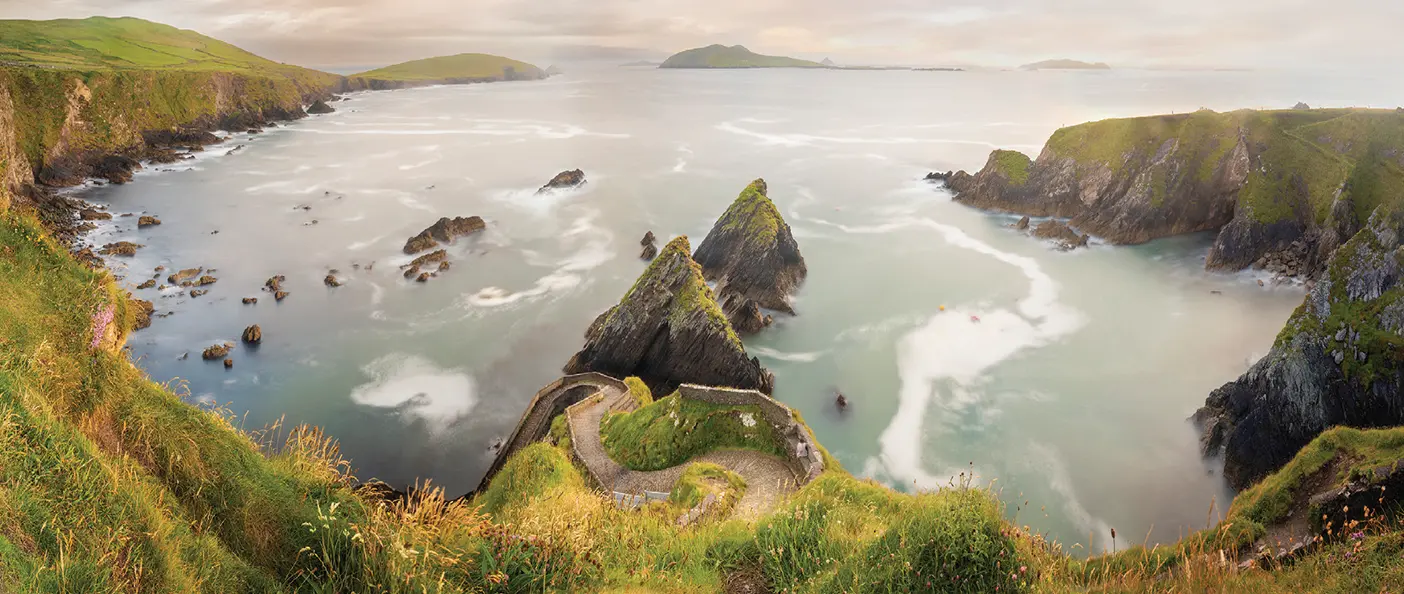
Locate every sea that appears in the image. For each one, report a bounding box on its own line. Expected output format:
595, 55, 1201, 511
75, 66, 1404, 551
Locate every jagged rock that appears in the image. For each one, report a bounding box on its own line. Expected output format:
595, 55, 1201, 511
1312, 463, 1404, 533
131, 299, 154, 330
1015, 216, 1030, 231
99, 242, 142, 256
1193, 205, 1404, 489
307, 100, 336, 115
168, 268, 202, 284
264, 275, 286, 292
136, 279, 156, 290
242, 325, 262, 345
224, 358, 234, 369
416, 272, 433, 283
274, 290, 289, 302
403, 216, 486, 254
641, 231, 656, 246
405, 249, 448, 269
189, 289, 208, 298
1031, 220, 1090, 250
154, 266, 165, 272
324, 274, 342, 287
242, 297, 258, 305
402, 265, 421, 279
202, 343, 232, 360
138, 216, 161, 228
195, 275, 217, 286
692, 179, 807, 316
537, 169, 586, 193
924, 171, 952, 184
79, 208, 112, 221
564, 236, 775, 394
721, 293, 773, 334
641, 243, 658, 260
438, 261, 451, 272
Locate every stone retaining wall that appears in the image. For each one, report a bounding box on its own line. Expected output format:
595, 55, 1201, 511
676, 384, 825, 483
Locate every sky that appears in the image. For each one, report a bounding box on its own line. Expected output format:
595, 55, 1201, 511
1, 0, 1400, 71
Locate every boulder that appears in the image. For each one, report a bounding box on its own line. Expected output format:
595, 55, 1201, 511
324, 274, 342, 287
1015, 215, 1030, 231
274, 290, 289, 302
79, 208, 112, 221
131, 299, 154, 330
224, 358, 234, 369
99, 242, 142, 256
438, 261, 451, 272
402, 265, 421, 279
264, 275, 286, 292
405, 249, 448, 269
168, 268, 202, 284
242, 297, 258, 305
692, 179, 807, 315
403, 216, 486, 254
242, 325, 262, 345
1031, 220, 1090, 250
564, 236, 775, 395
641, 231, 656, 246
307, 99, 336, 115
136, 279, 156, 290
202, 343, 232, 360
138, 216, 161, 228
416, 272, 433, 283
537, 169, 586, 193
189, 289, 208, 298
195, 275, 217, 286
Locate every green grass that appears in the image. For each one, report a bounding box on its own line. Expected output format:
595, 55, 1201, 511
659, 45, 825, 69
351, 54, 543, 82
670, 463, 746, 519
991, 149, 1032, 185
599, 393, 787, 471
717, 179, 783, 246
624, 376, 654, 408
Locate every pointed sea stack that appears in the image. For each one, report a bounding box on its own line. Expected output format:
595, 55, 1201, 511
692, 179, 806, 331
564, 236, 775, 394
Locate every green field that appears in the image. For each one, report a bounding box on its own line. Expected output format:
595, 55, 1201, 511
659, 45, 825, 69
352, 53, 544, 83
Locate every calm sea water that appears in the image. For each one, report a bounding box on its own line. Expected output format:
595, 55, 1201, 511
79, 67, 1404, 550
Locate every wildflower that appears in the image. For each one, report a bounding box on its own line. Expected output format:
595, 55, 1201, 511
89, 303, 116, 349
1350, 531, 1364, 540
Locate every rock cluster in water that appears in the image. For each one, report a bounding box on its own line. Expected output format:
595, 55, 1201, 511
537, 169, 586, 194
692, 179, 806, 333
1193, 204, 1404, 489
640, 231, 658, 260
403, 216, 485, 255
564, 236, 774, 395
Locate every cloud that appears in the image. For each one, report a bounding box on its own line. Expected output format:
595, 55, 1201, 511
0, 0, 1397, 69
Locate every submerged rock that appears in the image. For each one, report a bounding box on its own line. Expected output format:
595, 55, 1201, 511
138, 216, 161, 228
564, 236, 774, 394
79, 208, 112, 221
537, 169, 586, 193
1193, 205, 1404, 489
406, 249, 448, 269
403, 216, 486, 254
324, 274, 343, 287
307, 99, 336, 115
167, 268, 202, 285
692, 179, 807, 315
924, 171, 952, 184
1015, 215, 1030, 231
99, 242, 142, 256
640, 231, 659, 260
242, 297, 258, 305
136, 279, 156, 290
242, 325, 262, 345
1031, 220, 1090, 250
274, 290, 289, 302
224, 358, 234, 369
264, 275, 286, 292
202, 343, 232, 361
189, 289, 208, 298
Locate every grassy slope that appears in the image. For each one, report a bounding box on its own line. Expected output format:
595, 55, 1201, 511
351, 54, 543, 82
660, 45, 824, 69
599, 393, 787, 471
1042, 108, 1404, 225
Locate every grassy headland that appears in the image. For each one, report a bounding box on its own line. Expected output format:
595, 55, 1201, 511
659, 45, 824, 69
600, 391, 788, 471
351, 54, 546, 88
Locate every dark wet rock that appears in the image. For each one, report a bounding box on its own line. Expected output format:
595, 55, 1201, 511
641, 242, 658, 260
1031, 220, 1090, 250
693, 179, 806, 318
836, 392, 848, 410
324, 274, 343, 287
405, 249, 448, 269
641, 231, 656, 246
1015, 215, 1031, 231
403, 216, 486, 254
307, 99, 336, 115
224, 358, 234, 369
564, 236, 775, 395
138, 216, 161, 228
1193, 205, 1404, 490
242, 325, 262, 345
189, 289, 209, 298
136, 279, 156, 290
924, 171, 952, 184
537, 169, 586, 193
264, 275, 286, 292
131, 299, 154, 330
99, 242, 143, 256
274, 290, 289, 302
202, 343, 232, 360
79, 208, 112, 221
168, 268, 202, 284
242, 297, 258, 305
721, 293, 773, 335
76, 222, 97, 233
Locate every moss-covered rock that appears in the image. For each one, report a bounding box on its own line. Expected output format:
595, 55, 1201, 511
1194, 202, 1404, 490
948, 108, 1404, 279
564, 236, 774, 394
692, 179, 806, 332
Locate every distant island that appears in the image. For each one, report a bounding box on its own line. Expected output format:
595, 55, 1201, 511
659, 44, 824, 69
351, 53, 546, 89
1020, 59, 1111, 70
619, 60, 661, 67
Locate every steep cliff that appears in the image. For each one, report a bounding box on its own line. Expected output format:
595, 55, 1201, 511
947, 109, 1404, 279
692, 179, 807, 330
564, 236, 775, 394
1194, 202, 1404, 490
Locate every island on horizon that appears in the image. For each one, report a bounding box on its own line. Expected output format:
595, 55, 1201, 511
1020, 58, 1112, 70
659, 44, 824, 69
350, 53, 547, 89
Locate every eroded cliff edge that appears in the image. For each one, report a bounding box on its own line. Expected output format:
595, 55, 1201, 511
692, 179, 807, 332
1194, 203, 1404, 490
564, 236, 775, 394
946, 109, 1404, 279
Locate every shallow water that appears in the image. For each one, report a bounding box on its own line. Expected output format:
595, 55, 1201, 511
80, 67, 1404, 550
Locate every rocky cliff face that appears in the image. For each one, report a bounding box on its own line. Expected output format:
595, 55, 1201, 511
564, 236, 775, 394
692, 179, 806, 331
1193, 203, 1404, 490
947, 109, 1404, 280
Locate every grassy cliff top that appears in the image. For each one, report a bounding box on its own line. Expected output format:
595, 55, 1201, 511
599, 392, 787, 471
0, 16, 333, 81
660, 44, 824, 69
714, 179, 783, 243
1042, 108, 1404, 225
351, 53, 543, 82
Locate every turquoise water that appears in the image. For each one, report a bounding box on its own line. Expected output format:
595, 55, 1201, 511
77, 67, 1403, 550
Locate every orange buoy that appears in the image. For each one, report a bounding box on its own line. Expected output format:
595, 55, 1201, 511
939, 305, 946, 311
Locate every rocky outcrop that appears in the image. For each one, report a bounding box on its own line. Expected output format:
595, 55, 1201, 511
242, 325, 262, 345
131, 299, 154, 330
564, 236, 775, 395
242, 297, 258, 305
307, 100, 335, 115
946, 109, 1404, 280
537, 169, 586, 193
403, 216, 485, 254
202, 342, 232, 361
99, 241, 142, 256
138, 216, 161, 228
1030, 220, 1090, 250
1193, 204, 1404, 490
168, 268, 201, 284
692, 179, 806, 332
640, 231, 658, 260
324, 274, 342, 287
136, 279, 156, 290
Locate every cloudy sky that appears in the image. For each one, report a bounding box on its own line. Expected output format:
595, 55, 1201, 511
2, 0, 1398, 71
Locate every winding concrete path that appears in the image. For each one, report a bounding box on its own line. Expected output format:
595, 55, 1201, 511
567, 388, 801, 520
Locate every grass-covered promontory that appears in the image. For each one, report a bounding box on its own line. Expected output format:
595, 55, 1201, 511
660, 45, 825, 69
600, 391, 788, 471
351, 54, 546, 87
